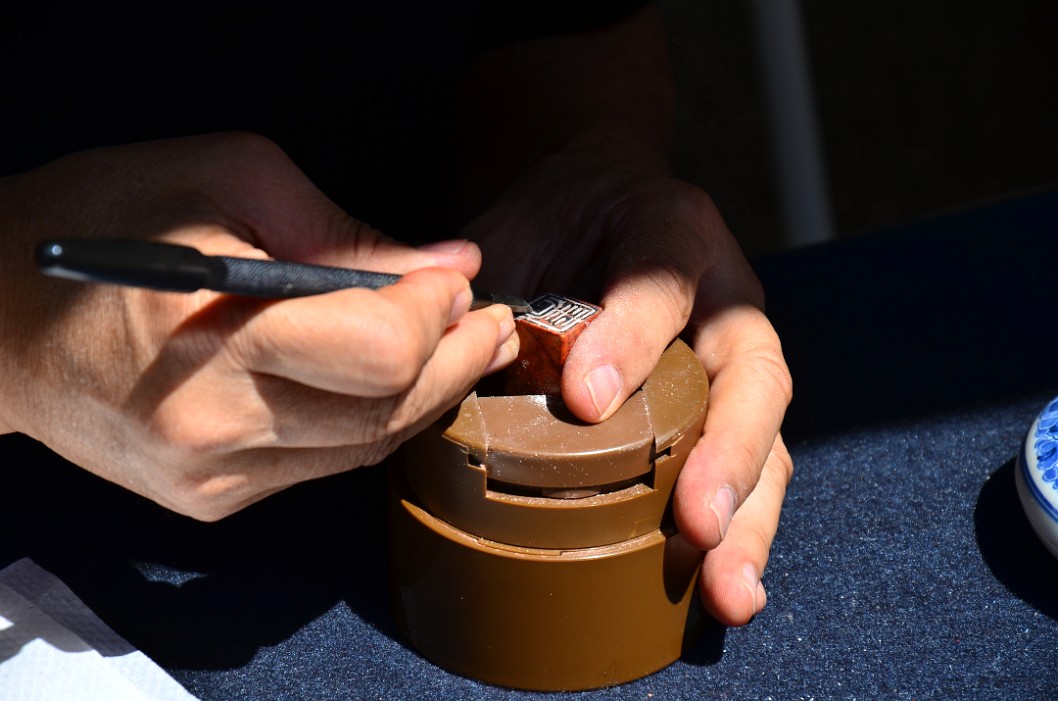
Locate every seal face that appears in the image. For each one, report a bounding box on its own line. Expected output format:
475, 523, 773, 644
524, 293, 601, 332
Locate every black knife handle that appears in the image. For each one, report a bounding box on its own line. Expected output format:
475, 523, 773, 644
216, 257, 400, 298
36, 239, 221, 292
36, 239, 402, 298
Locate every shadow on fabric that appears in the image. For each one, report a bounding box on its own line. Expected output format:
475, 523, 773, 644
680, 617, 727, 667
0, 432, 403, 669
1, 429, 732, 678
974, 458, 1058, 620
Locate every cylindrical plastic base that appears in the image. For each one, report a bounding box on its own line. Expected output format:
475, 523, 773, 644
388, 339, 709, 690
388, 467, 704, 692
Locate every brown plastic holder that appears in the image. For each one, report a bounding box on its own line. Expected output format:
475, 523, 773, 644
388, 293, 709, 691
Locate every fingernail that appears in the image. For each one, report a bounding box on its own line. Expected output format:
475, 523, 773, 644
448, 286, 473, 326
710, 486, 736, 541
741, 563, 764, 615
584, 364, 622, 419
417, 238, 469, 255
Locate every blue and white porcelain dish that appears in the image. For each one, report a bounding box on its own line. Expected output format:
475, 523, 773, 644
1016, 396, 1058, 558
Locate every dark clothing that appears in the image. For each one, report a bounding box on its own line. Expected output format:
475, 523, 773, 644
3, 2, 649, 238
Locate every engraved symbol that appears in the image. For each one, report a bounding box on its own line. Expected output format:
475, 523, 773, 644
523, 294, 599, 333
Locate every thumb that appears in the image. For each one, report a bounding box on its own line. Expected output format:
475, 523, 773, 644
561, 283, 690, 423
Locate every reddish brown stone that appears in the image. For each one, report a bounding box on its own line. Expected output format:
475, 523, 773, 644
502, 293, 602, 395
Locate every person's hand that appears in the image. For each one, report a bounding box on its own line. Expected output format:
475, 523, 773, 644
0, 133, 518, 520
464, 153, 793, 627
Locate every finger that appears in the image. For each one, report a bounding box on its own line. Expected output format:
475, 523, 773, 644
204, 228, 483, 281
411, 238, 484, 279
237, 304, 518, 449
673, 305, 792, 551
312, 233, 483, 281
558, 184, 723, 423
561, 278, 690, 423
266, 205, 483, 281
236, 267, 477, 397
140, 307, 518, 522
160, 307, 517, 521
696, 434, 792, 626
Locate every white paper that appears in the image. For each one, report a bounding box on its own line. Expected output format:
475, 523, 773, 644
0, 558, 198, 700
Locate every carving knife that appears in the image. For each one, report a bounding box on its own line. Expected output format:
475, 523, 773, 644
36, 239, 532, 314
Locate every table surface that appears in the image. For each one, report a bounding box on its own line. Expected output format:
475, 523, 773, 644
3, 188, 1058, 700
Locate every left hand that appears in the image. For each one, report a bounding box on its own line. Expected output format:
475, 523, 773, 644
0, 134, 518, 520
464, 153, 793, 626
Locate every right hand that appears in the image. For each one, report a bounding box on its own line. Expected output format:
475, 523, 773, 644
0, 132, 518, 520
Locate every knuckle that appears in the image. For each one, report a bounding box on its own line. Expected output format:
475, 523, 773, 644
144, 402, 245, 457
346, 219, 395, 257
372, 350, 422, 395
381, 409, 415, 441
745, 338, 793, 409
766, 355, 794, 408
347, 394, 405, 445
729, 440, 767, 497
218, 130, 285, 160
769, 436, 795, 484
357, 434, 405, 467
143, 457, 245, 522
675, 184, 724, 239
368, 315, 429, 392
168, 495, 236, 522
311, 210, 392, 261
646, 265, 696, 329
353, 379, 450, 450
164, 477, 242, 522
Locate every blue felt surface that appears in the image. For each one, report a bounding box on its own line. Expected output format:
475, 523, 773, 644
3, 190, 1058, 699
